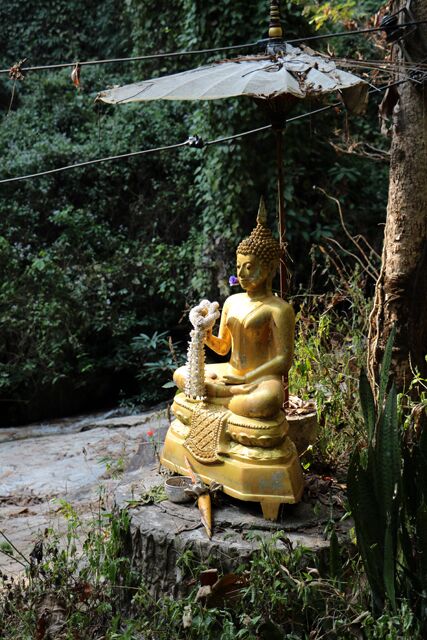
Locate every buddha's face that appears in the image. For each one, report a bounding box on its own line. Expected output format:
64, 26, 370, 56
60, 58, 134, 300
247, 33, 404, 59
236, 253, 270, 292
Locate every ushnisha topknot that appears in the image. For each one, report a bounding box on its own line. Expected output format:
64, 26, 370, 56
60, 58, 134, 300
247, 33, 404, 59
236, 197, 282, 266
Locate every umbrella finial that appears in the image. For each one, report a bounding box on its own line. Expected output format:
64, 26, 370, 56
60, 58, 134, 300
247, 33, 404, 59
268, 0, 283, 39
257, 196, 268, 227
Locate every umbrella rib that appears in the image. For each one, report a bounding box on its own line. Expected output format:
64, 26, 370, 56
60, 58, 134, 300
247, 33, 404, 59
158, 62, 271, 100
160, 63, 244, 99
100, 64, 219, 103
195, 63, 267, 99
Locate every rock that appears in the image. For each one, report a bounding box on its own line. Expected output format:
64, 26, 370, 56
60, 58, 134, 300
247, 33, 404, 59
0, 404, 168, 443
0, 407, 170, 575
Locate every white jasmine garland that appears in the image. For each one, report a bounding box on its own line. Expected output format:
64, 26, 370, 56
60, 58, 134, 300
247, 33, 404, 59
184, 299, 219, 401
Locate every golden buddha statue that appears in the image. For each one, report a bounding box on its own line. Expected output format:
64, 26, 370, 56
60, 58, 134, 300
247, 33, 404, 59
161, 200, 304, 520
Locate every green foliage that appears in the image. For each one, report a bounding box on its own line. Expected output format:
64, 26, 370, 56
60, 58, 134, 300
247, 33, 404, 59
293, 0, 384, 29
0, 0, 390, 424
0, 65, 194, 423
399, 402, 427, 622
291, 262, 371, 467
125, 484, 168, 507
0, 0, 132, 64
2, 513, 423, 639
124, 330, 184, 408
0, 496, 138, 639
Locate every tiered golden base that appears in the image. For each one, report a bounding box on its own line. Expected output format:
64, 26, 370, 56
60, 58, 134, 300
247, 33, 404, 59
160, 395, 304, 521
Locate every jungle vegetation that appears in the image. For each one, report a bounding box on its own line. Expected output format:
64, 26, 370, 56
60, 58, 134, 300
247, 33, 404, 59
0, 0, 390, 425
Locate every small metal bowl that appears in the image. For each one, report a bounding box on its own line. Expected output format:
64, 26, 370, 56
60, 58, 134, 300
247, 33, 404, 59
164, 476, 193, 503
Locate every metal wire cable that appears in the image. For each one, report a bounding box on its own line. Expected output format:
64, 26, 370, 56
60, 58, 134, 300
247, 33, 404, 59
205, 124, 271, 146
0, 42, 259, 75
334, 57, 427, 68
2, 18, 427, 77
0, 141, 189, 184
331, 57, 427, 74
0, 72, 424, 185
286, 19, 427, 44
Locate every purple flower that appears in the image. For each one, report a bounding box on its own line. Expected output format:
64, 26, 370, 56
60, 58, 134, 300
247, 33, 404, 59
229, 275, 239, 287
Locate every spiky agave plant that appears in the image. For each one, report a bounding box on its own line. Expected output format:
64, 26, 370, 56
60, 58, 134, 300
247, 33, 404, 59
347, 326, 400, 612
348, 326, 427, 625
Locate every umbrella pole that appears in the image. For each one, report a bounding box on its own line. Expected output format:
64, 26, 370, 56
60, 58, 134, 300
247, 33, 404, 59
275, 126, 289, 407
275, 127, 286, 298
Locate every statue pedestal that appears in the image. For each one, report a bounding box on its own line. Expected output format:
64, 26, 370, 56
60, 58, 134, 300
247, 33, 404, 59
161, 395, 304, 521
111, 410, 349, 599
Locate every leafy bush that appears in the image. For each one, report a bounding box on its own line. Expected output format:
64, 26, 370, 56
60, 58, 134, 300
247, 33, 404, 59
1, 511, 422, 639
291, 260, 373, 468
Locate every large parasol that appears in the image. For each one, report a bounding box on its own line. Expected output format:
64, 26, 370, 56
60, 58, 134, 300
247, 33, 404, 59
98, 1, 368, 298
97, 45, 367, 111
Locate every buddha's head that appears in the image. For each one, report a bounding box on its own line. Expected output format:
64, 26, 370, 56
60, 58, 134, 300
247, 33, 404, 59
236, 198, 281, 292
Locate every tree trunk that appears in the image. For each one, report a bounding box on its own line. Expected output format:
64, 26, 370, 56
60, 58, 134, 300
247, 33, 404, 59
368, 0, 427, 390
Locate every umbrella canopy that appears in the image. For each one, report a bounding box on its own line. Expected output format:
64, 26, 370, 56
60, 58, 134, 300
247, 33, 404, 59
97, 43, 368, 115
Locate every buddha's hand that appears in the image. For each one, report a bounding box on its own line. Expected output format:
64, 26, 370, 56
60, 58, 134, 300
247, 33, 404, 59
205, 381, 232, 397
229, 382, 258, 395
222, 373, 246, 385
205, 380, 257, 397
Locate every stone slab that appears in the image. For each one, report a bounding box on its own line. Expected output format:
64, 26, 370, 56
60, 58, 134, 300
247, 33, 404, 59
0, 404, 168, 443
0, 408, 169, 575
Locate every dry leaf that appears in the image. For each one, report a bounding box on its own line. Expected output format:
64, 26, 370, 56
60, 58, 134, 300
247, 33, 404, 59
202, 573, 248, 608
71, 63, 81, 88
35, 595, 66, 639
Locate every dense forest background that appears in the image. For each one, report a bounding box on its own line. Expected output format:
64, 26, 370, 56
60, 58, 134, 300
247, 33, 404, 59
0, 0, 388, 425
